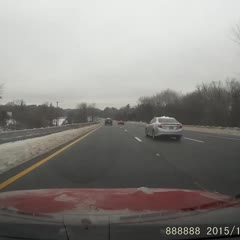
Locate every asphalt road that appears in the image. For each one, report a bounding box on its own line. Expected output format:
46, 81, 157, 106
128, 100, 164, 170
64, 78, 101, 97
1, 122, 240, 196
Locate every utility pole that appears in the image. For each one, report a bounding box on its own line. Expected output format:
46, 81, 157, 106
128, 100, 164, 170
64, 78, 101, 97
56, 101, 59, 126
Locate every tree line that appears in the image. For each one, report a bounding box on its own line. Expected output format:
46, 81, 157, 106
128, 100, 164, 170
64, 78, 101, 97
1, 79, 240, 130
66, 103, 101, 124
0, 100, 64, 130
101, 79, 240, 127
0, 98, 99, 130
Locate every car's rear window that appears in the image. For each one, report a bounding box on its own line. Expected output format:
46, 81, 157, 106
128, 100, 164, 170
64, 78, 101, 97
158, 118, 178, 123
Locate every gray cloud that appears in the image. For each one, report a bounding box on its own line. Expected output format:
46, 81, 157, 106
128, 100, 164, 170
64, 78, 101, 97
0, 0, 240, 109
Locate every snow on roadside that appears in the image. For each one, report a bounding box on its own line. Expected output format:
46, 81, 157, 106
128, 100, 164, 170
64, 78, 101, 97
127, 121, 240, 136
183, 125, 240, 137
0, 124, 100, 174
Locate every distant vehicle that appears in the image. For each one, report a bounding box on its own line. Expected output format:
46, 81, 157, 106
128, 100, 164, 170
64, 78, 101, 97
117, 120, 125, 125
105, 118, 113, 125
145, 116, 183, 140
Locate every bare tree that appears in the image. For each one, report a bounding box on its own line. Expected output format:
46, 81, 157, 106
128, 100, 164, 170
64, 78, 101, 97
232, 23, 240, 45
152, 89, 180, 108
0, 84, 3, 100
226, 79, 240, 126
197, 81, 230, 126
76, 102, 88, 122
0, 110, 9, 130
88, 103, 96, 122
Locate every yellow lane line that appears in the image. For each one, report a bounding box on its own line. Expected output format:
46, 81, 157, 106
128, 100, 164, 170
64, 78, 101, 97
0, 125, 101, 190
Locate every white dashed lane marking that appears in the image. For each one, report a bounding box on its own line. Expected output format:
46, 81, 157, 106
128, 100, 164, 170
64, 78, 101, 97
134, 137, 142, 142
184, 137, 204, 143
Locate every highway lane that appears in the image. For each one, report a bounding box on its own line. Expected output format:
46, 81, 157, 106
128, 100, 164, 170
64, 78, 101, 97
0, 122, 239, 197
124, 122, 240, 196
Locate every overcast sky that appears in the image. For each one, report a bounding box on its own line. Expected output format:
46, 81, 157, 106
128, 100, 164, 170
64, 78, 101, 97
0, 0, 240, 109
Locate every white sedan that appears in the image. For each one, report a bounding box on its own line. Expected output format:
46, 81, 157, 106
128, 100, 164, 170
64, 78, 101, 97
145, 116, 183, 140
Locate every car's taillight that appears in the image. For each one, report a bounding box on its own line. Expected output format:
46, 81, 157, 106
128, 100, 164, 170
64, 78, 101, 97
177, 124, 182, 129
158, 124, 163, 128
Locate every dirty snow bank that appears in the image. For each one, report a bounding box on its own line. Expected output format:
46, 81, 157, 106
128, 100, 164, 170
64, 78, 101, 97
0, 124, 100, 174
183, 125, 240, 137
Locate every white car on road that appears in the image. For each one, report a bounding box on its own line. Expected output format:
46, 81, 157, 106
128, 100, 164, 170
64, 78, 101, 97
145, 116, 183, 140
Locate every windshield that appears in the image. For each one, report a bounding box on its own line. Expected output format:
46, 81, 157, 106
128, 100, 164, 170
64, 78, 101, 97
0, 0, 240, 238
158, 118, 178, 124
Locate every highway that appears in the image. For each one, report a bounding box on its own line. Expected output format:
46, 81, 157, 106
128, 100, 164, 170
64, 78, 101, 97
0, 122, 239, 197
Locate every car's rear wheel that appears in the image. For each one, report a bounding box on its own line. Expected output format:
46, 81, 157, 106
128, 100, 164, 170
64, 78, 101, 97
152, 130, 156, 140
145, 128, 148, 137
176, 135, 182, 141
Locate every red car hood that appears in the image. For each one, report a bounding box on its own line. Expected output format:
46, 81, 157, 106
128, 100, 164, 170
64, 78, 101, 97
0, 187, 238, 215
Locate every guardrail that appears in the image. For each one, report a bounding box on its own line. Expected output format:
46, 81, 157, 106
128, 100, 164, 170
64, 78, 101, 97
0, 122, 99, 144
